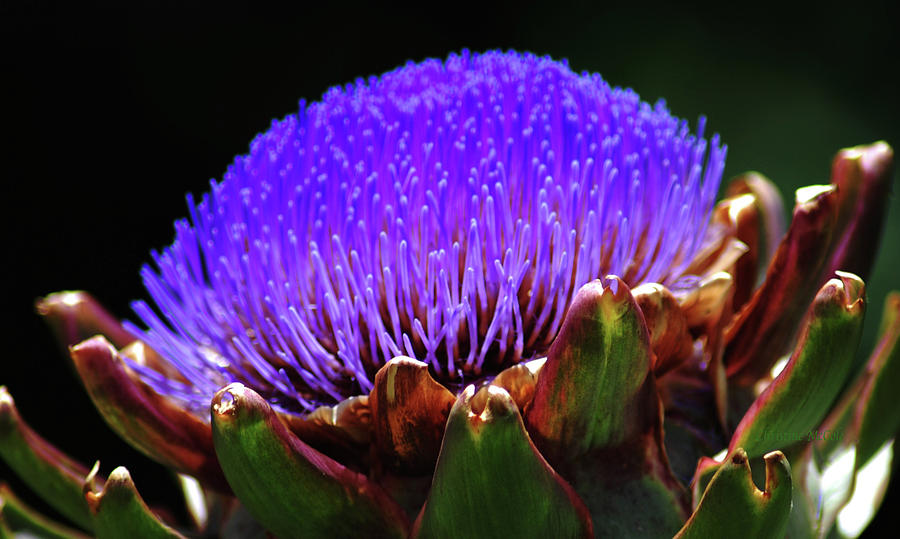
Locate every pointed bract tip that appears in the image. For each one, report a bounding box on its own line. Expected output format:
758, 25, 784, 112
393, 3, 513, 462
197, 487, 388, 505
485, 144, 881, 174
385, 355, 429, 369
461, 383, 519, 426
835, 271, 866, 308
730, 448, 748, 466
458, 384, 479, 415
490, 357, 546, 411
0, 386, 12, 413
69, 336, 118, 366
567, 276, 634, 325
36, 291, 89, 315
211, 383, 274, 431
817, 271, 865, 315
83, 460, 102, 499
838, 141, 893, 177
379, 356, 430, 403
601, 274, 622, 294
37, 291, 135, 349
211, 383, 247, 418
763, 450, 790, 492
601, 274, 629, 303
477, 385, 517, 422
795, 184, 836, 206
889, 291, 900, 309
106, 466, 132, 487
572, 279, 606, 305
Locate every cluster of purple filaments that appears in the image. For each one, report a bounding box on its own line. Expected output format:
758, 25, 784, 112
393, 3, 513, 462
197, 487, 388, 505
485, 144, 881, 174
123, 50, 726, 416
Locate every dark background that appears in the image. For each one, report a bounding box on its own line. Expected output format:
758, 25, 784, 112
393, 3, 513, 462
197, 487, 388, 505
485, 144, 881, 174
2, 1, 898, 535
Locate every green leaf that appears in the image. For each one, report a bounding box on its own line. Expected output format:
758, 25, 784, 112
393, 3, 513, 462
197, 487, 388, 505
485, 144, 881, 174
631, 282, 693, 376
724, 183, 840, 384
37, 291, 136, 350
729, 272, 865, 459
0, 484, 90, 539
210, 383, 409, 539
724, 172, 786, 273
855, 291, 900, 469
69, 337, 227, 490
689, 456, 722, 509
525, 277, 690, 537
84, 465, 184, 539
369, 357, 456, 474
821, 142, 894, 283
0, 516, 13, 539
526, 276, 654, 458
793, 290, 900, 536
0, 386, 94, 531
413, 385, 592, 538
675, 449, 792, 539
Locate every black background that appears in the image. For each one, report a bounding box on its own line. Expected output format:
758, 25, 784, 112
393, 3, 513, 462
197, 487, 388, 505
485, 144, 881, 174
2, 1, 898, 535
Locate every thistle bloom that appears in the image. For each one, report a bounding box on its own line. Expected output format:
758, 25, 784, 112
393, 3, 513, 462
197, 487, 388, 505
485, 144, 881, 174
1, 51, 897, 539
125, 50, 725, 416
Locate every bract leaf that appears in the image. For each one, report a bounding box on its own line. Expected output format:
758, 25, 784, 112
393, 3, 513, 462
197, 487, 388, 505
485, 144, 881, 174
84, 465, 184, 539
210, 383, 409, 539
369, 357, 456, 474
0, 386, 96, 530
526, 277, 690, 537
413, 385, 592, 538
729, 273, 865, 458
725, 184, 839, 384
0, 484, 90, 539
675, 449, 792, 539
69, 337, 227, 491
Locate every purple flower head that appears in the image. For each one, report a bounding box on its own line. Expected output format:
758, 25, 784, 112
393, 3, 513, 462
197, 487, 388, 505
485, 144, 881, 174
123, 50, 726, 417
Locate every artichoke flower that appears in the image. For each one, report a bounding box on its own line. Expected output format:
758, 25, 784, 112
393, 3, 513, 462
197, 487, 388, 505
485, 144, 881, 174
1, 50, 897, 538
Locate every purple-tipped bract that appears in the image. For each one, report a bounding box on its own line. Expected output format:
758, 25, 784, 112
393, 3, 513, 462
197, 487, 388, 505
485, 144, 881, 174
123, 50, 726, 416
